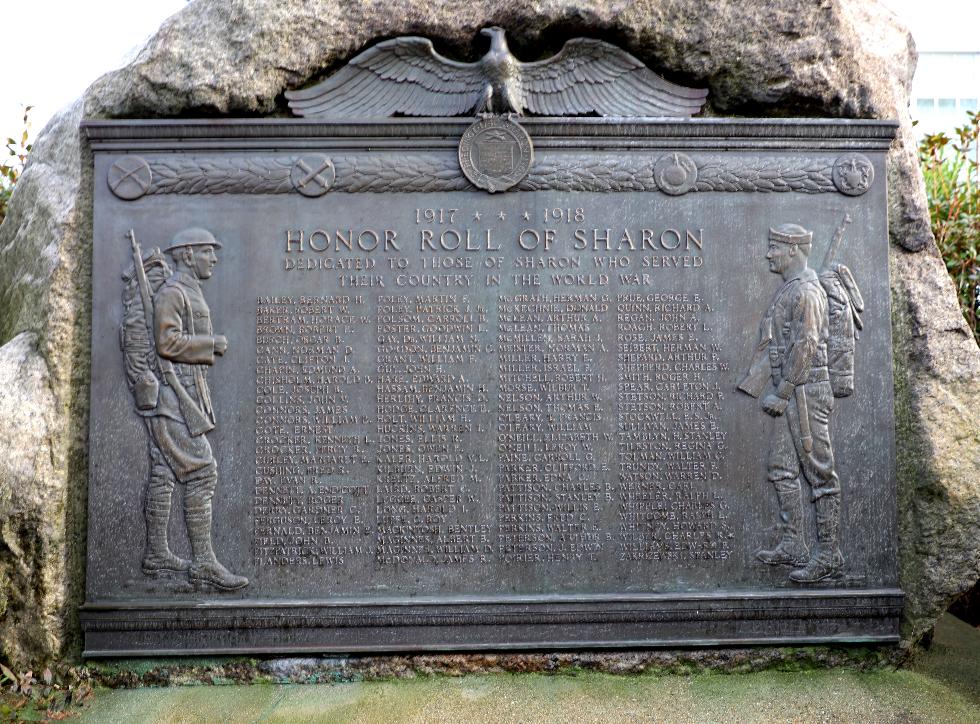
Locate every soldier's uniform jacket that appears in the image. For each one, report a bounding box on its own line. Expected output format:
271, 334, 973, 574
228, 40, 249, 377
754, 265, 840, 498
146, 271, 217, 427
766, 267, 830, 390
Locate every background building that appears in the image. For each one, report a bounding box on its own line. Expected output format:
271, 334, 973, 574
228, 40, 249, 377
882, 0, 980, 136
912, 52, 980, 136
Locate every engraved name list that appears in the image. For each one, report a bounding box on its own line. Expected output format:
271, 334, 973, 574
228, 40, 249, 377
252, 204, 728, 577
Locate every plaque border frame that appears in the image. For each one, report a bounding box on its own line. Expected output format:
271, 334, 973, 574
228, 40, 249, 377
83, 118, 897, 157
82, 116, 901, 657
81, 589, 903, 656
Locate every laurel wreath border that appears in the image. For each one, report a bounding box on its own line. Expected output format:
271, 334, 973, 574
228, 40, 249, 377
118, 153, 857, 198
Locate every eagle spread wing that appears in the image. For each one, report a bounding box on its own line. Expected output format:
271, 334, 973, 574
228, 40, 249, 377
519, 38, 707, 117
286, 37, 486, 118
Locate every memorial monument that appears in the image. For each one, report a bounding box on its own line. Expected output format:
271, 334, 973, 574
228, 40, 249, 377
80, 29, 900, 655
0, 0, 977, 669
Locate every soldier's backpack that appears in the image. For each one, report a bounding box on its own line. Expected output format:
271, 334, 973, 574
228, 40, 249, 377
819, 263, 864, 397
120, 249, 172, 410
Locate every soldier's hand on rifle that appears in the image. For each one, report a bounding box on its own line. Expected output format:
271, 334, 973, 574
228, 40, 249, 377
214, 335, 229, 356
761, 393, 788, 417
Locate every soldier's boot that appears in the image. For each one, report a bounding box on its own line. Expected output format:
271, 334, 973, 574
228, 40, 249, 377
184, 472, 248, 591
790, 495, 844, 583
142, 469, 190, 575
756, 482, 809, 566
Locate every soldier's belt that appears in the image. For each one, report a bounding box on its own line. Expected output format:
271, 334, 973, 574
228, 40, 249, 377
771, 366, 830, 386
769, 351, 830, 375
770, 343, 828, 354
805, 367, 830, 384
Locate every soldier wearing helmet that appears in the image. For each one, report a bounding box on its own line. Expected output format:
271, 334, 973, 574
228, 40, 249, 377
138, 227, 248, 591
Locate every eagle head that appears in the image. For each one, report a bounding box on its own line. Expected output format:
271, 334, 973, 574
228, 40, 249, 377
480, 27, 509, 52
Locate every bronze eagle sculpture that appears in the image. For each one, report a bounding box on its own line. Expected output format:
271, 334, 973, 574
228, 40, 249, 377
286, 27, 708, 118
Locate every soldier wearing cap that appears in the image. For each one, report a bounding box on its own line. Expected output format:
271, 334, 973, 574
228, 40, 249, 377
140, 227, 248, 591
739, 223, 842, 583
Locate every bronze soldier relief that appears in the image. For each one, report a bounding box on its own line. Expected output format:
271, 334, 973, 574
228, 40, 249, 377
121, 228, 248, 591
739, 219, 864, 584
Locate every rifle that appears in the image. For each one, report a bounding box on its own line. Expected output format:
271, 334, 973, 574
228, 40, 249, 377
128, 229, 214, 437
822, 213, 852, 271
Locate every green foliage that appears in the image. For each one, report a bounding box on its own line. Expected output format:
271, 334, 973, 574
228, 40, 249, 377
0, 662, 93, 721
918, 111, 980, 342
0, 105, 33, 227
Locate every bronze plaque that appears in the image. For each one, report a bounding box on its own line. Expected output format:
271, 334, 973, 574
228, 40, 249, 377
81, 115, 900, 656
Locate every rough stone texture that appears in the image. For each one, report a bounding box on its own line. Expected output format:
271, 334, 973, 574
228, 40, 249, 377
0, 0, 978, 667
0, 98, 91, 669
0, 333, 62, 660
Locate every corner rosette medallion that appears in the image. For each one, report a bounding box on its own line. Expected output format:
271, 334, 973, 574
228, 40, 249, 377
654, 153, 698, 195
832, 153, 874, 196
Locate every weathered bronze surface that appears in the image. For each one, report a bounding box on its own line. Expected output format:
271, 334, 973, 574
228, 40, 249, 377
285, 28, 709, 119
82, 106, 900, 654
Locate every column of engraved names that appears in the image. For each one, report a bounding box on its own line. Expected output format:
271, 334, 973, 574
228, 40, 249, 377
496, 293, 612, 564
254, 296, 372, 567
616, 293, 734, 562
375, 294, 492, 566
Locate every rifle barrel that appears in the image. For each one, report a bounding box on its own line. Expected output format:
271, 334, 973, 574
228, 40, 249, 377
129, 230, 158, 351
822, 213, 852, 271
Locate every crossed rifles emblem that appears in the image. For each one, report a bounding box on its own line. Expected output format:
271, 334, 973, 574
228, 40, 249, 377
108, 156, 153, 200
290, 154, 335, 197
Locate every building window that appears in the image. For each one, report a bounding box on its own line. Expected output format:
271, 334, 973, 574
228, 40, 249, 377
939, 98, 956, 110
916, 98, 935, 110
962, 99, 978, 111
